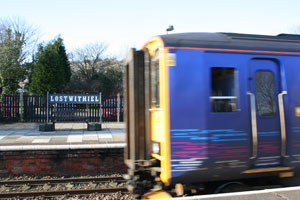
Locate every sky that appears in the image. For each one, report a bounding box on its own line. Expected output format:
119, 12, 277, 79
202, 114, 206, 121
1, 0, 300, 59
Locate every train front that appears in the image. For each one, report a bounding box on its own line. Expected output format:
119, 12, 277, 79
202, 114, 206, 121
124, 36, 174, 199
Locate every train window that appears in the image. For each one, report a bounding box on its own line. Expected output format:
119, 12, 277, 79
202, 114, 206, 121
210, 67, 238, 112
255, 71, 276, 116
151, 50, 160, 107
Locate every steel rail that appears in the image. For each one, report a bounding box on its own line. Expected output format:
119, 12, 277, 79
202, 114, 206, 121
0, 187, 128, 198
0, 176, 124, 186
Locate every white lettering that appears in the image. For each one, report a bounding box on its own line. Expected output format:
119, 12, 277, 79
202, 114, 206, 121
49, 94, 102, 104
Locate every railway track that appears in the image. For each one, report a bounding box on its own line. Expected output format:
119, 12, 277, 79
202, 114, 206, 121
0, 176, 128, 198
0, 176, 125, 186
0, 187, 128, 198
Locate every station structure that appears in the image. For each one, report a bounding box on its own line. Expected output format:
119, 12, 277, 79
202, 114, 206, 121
0, 122, 126, 176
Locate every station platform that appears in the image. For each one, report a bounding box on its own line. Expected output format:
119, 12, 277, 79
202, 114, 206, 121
175, 186, 300, 200
0, 122, 125, 151
0, 122, 126, 176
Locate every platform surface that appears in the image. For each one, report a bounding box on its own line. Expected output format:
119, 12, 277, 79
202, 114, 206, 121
170, 186, 300, 200
0, 123, 125, 150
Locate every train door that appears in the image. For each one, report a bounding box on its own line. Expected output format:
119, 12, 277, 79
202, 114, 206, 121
124, 48, 151, 167
248, 59, 287, 168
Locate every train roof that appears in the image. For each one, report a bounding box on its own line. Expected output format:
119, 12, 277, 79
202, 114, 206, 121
159, 32, 300, 53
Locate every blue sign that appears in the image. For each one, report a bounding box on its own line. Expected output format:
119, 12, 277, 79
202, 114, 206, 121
48, 94, 101, 104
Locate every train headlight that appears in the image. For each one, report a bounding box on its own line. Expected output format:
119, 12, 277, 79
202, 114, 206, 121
152, 142, 160, 154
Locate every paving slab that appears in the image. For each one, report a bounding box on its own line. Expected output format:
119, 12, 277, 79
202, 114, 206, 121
99, 138, 114, 142
0, 122, 125, 150
0, 131, 14, 135
24, 132, 40, 136
0, 123, 37, 130
109, 129, 124, 134
49, 136, 69, 143
98, 134, 113, 139
96, 129, 111, 134
70, 130, 84, 135
112, 133, 125, 139
2, 136, 20, 140
67, 135, 83, 143
0, 140, 19, 144
16, 136, 36, 142
32, 138, 51, 143
55, 131, 71, 135
83, 134, 98, 141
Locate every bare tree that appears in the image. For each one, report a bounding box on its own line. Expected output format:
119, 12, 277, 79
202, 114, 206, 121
0, 17, 39, 63
0, 17, 39, 95
65, 42, 123, 95
70, 42, 109, 80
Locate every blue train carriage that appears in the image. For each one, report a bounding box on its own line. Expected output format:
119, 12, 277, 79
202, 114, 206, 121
124, 32, 300, 199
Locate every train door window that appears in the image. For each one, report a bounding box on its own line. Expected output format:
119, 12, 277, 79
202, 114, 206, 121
255, 71, 276, 116
151, 50, 160, 108
210, 67, 238, 112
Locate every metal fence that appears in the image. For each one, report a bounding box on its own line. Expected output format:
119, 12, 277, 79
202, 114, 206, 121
0, 94, 123, 123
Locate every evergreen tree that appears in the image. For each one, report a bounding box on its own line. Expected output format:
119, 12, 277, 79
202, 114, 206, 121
29, 37, 71, 94
55, 37, 71, 83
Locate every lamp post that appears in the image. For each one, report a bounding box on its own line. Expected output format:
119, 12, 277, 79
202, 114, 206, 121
166, 25, 174, 34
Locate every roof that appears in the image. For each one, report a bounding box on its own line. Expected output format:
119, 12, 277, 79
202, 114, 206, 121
159, 32, 300, 53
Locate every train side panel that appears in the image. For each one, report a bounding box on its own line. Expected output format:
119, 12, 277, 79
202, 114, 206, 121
283, 56, 300, 165
168, 49, 300, 184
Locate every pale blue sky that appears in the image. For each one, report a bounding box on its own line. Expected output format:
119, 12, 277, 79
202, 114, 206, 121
0, 0, 300, 58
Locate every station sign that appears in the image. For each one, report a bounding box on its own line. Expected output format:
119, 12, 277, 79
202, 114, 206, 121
48, 94, 101, 104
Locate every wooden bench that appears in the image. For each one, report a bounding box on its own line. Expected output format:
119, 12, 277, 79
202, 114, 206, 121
53, 110, 89, 123
39, 110, 101, 131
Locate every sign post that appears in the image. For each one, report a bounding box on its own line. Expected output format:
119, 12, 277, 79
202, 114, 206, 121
42, 93, 103, 132
47, 93, 102, 124
47, 91, 49, 122
39, 91, 55, 132
99, 92, 102, 123
117, 93, 120, 123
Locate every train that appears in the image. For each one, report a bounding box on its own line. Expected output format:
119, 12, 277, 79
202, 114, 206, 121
124, 32, 300, 199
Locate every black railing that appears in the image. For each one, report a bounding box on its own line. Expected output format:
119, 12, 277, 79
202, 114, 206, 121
24, 95, 47, 122
0, 94, 123, 123
0, 95, 20, 122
